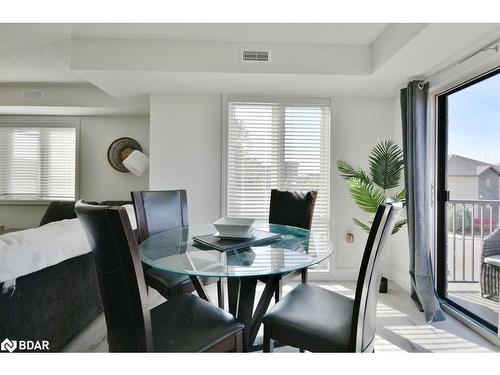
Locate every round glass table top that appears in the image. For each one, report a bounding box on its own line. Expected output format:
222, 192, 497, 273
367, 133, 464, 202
139, 222, 333, 278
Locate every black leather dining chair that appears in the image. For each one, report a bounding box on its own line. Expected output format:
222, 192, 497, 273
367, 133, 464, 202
75, 200, 243, 352
267, 189, 318, 302
131, 190, 223, 307
262, 202, 402, 352
269, 189, 317, 230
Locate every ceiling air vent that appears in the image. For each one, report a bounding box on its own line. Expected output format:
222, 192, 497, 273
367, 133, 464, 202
241, 49, 271, 63
22, 90, 44, 100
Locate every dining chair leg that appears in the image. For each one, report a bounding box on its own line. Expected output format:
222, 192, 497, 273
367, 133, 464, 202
274, 278, 282, 303
263, 326, 274, 353
217, 278, 225, 309
301, 268, 308, 283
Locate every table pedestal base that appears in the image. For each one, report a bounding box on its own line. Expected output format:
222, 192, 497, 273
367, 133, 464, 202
191, 269, 307, 352
227, 275, 280, 351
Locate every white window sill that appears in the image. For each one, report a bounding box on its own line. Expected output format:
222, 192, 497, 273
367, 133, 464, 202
0, 199, 72, 206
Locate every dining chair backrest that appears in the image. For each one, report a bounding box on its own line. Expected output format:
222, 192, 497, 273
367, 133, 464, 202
75, 200, 153, 352
268, 189, 318, 230
351, 202, 403, 352
131, 190, 189, 243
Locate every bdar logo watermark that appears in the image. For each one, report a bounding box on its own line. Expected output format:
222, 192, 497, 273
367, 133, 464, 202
1, 338, 49, 353
1, 338, 17, 353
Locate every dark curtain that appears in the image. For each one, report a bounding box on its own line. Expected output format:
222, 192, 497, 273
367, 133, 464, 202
401, 81, 445, 323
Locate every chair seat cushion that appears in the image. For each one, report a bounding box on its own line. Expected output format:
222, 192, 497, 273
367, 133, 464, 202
484, 255, 500, 267
262, 284, 354, 352
151, 294, 243, 352
146, 267, 193, 290
145, 268, 217, 298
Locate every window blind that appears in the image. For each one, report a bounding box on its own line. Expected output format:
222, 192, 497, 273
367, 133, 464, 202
225, 100, 331, 267
0, 125, 77, 201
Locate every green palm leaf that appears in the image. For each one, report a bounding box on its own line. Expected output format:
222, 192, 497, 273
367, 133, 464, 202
369, 140, 404, 190
393, 189, 406, 206
347, 177, 385, 213
336, 159, 371, 185
392, 219, 407, 234
355, 217, 407, 234
337, 139, 407, 237
353, 218, 372, 233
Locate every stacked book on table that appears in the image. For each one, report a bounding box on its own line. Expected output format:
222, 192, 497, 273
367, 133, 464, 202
192, 229, 281, 252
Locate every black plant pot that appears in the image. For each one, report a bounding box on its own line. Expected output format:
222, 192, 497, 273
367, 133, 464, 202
379, 276, 388, 293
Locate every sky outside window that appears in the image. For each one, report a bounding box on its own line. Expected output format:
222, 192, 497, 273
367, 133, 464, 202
448, 72, 500, 164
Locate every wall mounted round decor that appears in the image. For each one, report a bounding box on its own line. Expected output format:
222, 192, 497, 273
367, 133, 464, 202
107, 137, 143, 173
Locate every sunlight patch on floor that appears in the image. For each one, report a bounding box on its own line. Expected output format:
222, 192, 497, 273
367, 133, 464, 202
376, 303, 408, 318
374, 335, 406, 352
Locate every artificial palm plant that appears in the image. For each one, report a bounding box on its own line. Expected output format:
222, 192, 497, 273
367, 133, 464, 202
337, 139, 407, 234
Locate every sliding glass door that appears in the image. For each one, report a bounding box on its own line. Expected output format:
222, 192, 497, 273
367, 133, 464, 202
436, 68, 500, 334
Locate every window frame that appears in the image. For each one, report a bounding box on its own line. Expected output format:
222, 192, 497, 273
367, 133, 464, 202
0, 116, 80, 205
435, 67, 500, 336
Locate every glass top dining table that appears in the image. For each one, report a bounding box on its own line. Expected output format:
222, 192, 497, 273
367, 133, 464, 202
138, 222, 333, 278
139, 222, 332, 351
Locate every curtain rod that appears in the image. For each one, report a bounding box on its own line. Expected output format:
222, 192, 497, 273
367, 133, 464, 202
418, 36, 500, 89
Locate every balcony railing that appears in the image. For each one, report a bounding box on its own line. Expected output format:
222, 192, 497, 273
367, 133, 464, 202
447, 199, 500, 283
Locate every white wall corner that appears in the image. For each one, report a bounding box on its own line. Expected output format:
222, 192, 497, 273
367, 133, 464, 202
385, 95, 411, 292
370, 23, 428, 73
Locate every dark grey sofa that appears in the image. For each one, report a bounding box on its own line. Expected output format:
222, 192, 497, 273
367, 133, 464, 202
0, 200, 131, 352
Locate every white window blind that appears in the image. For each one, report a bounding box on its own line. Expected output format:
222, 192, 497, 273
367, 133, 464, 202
225, 98, 331, 254
0, 124, 77, 201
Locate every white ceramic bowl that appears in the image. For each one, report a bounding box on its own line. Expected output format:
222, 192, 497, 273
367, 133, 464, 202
213, 217, 255, 238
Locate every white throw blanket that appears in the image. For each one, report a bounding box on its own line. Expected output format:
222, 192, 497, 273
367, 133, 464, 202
0, 204, 138, 294
0, 219, 91, 289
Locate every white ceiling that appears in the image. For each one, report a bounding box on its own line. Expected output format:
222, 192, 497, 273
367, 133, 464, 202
73, 24, 500, 98
0, 23, 388, 83
71, 23, 388, 44
1, 23, 500, 115
0, 24, 76, 82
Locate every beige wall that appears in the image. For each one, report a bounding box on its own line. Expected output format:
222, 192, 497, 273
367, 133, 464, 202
0, 116, 149, 229
330, 97, 395, 280
149, 94, 222, 225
